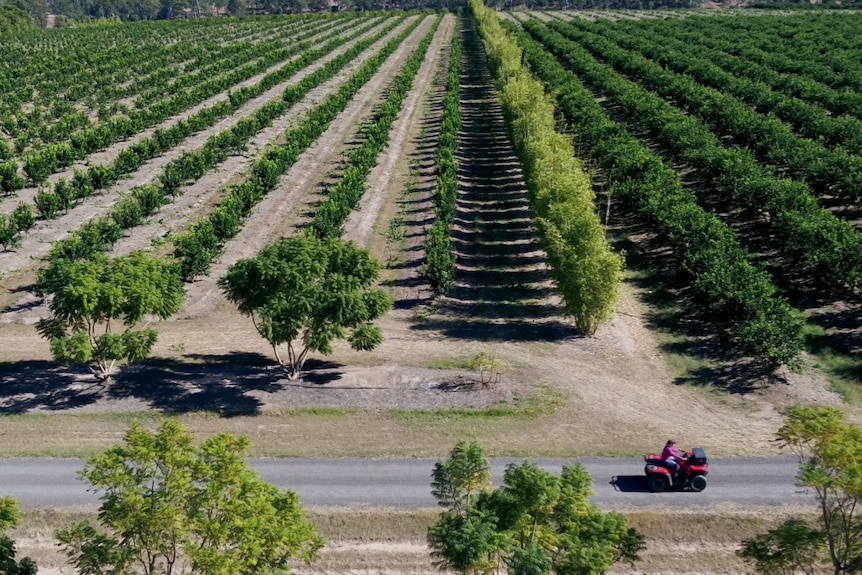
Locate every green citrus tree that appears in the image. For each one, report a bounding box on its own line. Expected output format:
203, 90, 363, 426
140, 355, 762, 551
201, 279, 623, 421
35, 251, 184, 381
57, 419, 324, 575
219, 234, 392, 380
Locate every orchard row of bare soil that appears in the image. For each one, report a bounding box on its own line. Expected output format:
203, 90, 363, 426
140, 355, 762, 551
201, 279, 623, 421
0, 10, 851, 575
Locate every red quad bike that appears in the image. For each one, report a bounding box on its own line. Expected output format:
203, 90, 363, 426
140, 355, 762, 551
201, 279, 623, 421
644, 447, 708, 492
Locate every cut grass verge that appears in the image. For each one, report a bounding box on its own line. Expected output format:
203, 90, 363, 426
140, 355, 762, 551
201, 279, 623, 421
0, 383, 564, 458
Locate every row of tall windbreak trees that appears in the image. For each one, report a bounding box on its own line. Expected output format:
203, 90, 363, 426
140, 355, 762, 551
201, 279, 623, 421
467, 0, 624, 337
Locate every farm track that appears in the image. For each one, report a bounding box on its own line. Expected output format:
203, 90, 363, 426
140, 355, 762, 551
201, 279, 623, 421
177, 14, 436, 319
0, 17, 403, 322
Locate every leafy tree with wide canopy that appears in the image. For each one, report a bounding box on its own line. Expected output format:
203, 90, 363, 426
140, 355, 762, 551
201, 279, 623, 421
739, 405, 862, 575
35, 251, 184, 381
0, 497, 37, 575
219, 234, 392, 380
57, 419, 324, 575
428, 441, 645, 575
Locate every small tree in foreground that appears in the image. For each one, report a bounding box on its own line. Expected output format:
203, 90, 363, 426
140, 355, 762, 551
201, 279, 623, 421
219, 234, 393, 379
739, 405, 862, 575
428, 441, 645, 575
57, 419, 324, 575
35, 251, 184, 381
0, 497, 37, 575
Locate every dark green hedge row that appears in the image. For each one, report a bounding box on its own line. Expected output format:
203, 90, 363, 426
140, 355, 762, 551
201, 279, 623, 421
554, 18, 862, 202
424, 16, 462, 296
591, 17, 862, 157
529, 18, 862, 301
516, 19, 802, 373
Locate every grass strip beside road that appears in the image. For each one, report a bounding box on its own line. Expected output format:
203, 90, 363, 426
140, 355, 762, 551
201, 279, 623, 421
0, 393, 568, 459
12, 506, 810, 575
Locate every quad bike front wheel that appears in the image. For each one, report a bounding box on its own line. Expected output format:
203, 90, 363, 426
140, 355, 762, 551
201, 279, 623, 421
690, 475, 707, 492
647, 474, 669, 492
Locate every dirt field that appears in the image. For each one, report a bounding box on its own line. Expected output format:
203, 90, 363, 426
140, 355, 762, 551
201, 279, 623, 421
0, 11, 849, 575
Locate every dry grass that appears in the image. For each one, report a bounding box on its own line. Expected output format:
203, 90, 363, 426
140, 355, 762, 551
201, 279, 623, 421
11, 506, 814, 575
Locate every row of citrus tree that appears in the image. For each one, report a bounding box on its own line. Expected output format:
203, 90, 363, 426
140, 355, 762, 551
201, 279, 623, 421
594, 15, 862, 157
640, 11, 862, 105
424, 13, 461, 296
516, 18, 803, 373
558, 17, 862, 203
0, 15, 343, 184
532, 17, 862, 303
309, 15, 442, 239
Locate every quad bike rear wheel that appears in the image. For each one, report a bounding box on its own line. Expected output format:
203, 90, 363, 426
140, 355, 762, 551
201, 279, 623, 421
647, 474, 669, 492
690, 474, 707, 492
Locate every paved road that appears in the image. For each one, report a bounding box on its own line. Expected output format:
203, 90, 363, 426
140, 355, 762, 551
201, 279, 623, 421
0, 456, 813, 510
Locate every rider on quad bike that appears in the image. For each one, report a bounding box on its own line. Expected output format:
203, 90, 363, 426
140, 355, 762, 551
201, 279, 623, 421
644, 441, 708, 492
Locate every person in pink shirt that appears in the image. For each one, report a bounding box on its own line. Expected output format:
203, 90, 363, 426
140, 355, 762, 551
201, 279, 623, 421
661, 439, 684, 481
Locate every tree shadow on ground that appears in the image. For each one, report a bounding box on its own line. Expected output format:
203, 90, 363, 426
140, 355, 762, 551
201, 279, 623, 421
410, 314, 579, 342
0, 360, 101, 413
0, 353, 351, 416
605, 216, 779, 393
107, 352, 286, 416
